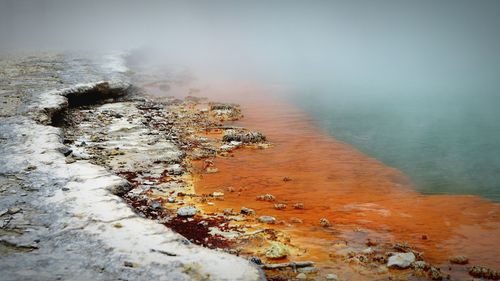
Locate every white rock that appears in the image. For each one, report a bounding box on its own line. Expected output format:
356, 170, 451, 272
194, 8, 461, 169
387, 252, 416, 269
177, 206, 197, 217
258, 216, 276, 224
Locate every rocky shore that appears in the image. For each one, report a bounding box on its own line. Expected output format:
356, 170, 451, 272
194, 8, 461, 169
0, 54, 263, 281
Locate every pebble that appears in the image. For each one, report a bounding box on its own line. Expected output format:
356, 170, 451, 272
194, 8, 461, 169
177, 206, 197, 217
319, 218, 331, 227
256, 194, 275, 202
449, 255, 468, 265
240, 207, 256, 215
293, 202, 304, 209
274, 203, 286, 210
258, 216, 276, 224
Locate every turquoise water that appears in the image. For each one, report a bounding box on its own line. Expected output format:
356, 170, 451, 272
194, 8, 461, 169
293, 92, 500, 201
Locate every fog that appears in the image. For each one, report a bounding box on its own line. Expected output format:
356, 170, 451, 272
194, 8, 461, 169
2, 0, 500, 94
2, 0, 500, 198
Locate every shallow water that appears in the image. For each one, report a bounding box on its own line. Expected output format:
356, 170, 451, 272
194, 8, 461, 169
293, 93, 500, 201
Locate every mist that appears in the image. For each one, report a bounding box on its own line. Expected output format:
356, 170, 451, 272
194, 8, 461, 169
2, 0, 500, 198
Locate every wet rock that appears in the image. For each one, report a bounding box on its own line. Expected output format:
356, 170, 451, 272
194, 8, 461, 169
325, 273, 339, 281
222, 130, 266, 143
293, 202, 304, 209
274, 203, 286, 210
468, 265, 500, 279
429, 266, 443, 280
258, 216, 276, 224
265, 243, 289, 259
282, 177, 292, 182
319, 218, 331, 227
387, 252, 415, 269
209, 103, 242, 120
449, 255, 468, 265
240, 207, 256, 215
177, 206, 197, 217
413, 260, 429, 270
167, 197, 175, 203
205, 167, 219, 173
256, 194, 275, 202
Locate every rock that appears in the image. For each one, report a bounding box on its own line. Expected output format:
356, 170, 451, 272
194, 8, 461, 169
296, 273, 307, 280
109, 181, 133, 196
256, 194, 275, 202
149, 201, 162, 210
123, 261, 134, 267
177, 206, 197, 217
249, 256, 262, 265
326, 273, 338, 281
265, 243, 289, 259
212, 191, 224, 198
282, 177, 292, 182
65, 157, 76, 164
240, 207, 256, 215
71, 148, 91, 160
468, 265, 500, 279
167, 197, 175, 203
293, 202, 304, 209
319, 218, 331, 227
25, 164, 37, 171
387, 252, 416, 269
274, 203, 286, 210
429, 266, 443, 280
413, 260, 429, 270
449, 255, 468, 265
297, 266, 318, 273
57, 146, 73, 156
222, 130, 266, 143
258, 216, 276, 224
223, 208, 234, 215
205, 167, 219, 173
290, 217, 303, 224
